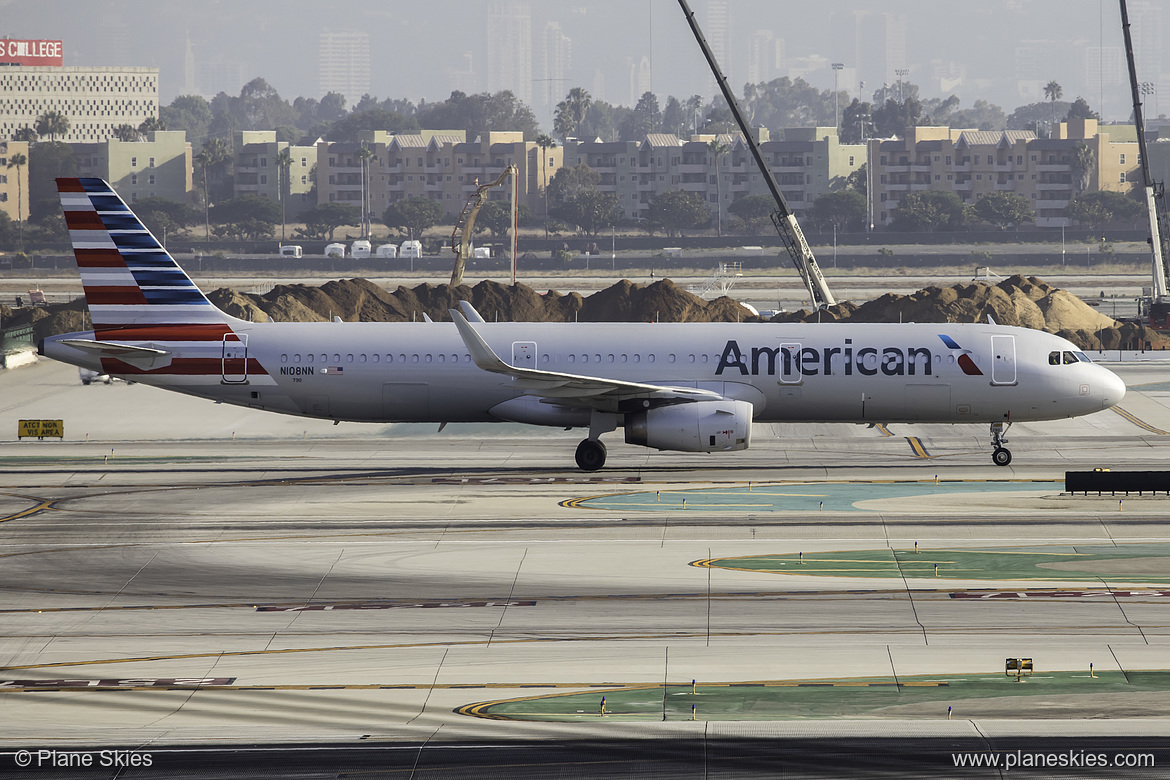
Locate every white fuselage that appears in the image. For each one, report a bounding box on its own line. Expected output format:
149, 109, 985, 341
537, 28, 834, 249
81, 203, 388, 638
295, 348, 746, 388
45, 319, 1125, 427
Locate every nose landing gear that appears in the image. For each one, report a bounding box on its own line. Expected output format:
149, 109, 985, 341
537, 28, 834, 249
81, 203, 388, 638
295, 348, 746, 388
990, 422, 1012, 466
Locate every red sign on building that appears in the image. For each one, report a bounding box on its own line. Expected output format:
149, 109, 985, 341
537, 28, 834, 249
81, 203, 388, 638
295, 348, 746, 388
0, 39, 64, 66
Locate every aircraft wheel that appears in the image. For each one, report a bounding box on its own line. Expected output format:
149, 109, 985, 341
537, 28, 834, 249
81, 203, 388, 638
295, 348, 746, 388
992, 447, 1012, 467
575, 439, 607, 471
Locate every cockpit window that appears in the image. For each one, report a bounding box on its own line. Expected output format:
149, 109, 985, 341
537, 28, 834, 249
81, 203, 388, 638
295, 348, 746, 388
1051, 350, 1093, 366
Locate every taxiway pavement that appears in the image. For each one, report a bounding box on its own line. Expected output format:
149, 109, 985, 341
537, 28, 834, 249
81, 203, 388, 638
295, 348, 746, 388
1, 358, 1170, 752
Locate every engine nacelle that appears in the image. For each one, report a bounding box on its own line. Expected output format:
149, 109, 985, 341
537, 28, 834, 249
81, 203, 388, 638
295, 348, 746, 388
624, 399, 753, 453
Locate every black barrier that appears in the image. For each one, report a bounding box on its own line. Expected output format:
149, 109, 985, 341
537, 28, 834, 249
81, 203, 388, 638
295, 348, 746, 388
1066, 471, 1170, 495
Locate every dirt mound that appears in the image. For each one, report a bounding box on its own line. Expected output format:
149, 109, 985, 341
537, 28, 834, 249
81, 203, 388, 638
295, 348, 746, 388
773, 275, 1167, 350
13, 275, 1166, 353
1, 299, 91, 344
216, 278, 751, 325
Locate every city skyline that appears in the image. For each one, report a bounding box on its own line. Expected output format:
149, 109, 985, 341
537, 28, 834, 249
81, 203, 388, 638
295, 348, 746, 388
1, 0, 1166, 126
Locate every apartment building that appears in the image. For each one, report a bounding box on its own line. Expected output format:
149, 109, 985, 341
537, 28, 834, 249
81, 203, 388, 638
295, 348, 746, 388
73, 130, 192, 204
233, 131, 316, 216
0, 66, 159, 143
869, 119, 1139, 228
0, 140, 30, 222
317, 130, 562, 220
563, 127, 864, 222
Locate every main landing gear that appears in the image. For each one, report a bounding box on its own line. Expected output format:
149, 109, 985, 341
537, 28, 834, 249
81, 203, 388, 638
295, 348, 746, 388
575, 438, 607, 471
990, 421, 1012, 467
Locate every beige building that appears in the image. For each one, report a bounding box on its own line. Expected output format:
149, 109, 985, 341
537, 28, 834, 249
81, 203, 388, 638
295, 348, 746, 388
316, 130, 561, 220
0, 140, 30, 222
234, 131, 317, 216
0, 66, 159, 143
869, 119, 1140, 228
74, 130, 192, 205
563, 127, 864, 222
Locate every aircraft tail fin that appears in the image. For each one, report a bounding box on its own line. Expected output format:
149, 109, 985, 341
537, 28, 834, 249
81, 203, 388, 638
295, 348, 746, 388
57, 178, 232, 331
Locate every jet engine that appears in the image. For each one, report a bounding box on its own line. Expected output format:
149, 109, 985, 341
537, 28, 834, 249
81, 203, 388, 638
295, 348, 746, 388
624, 399, 753, 453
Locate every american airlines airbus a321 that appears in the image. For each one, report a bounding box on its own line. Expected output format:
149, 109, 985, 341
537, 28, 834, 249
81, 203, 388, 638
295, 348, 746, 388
42, 178, 1125, 470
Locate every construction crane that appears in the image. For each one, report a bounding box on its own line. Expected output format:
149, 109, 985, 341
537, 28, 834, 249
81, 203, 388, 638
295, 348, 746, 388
450, 165, 518, 287
675, 0, 835, 309
1121, 0, 1170, 328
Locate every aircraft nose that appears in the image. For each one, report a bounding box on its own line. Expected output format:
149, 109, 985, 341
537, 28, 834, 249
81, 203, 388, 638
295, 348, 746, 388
1098, 367, 1126, 409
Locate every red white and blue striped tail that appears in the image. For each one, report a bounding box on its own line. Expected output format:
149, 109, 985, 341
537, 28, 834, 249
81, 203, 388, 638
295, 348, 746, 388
58, 178, 232, 330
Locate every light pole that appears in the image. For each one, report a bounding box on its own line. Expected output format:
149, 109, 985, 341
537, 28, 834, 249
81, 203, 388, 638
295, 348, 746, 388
832, 63, 844, 133
895, 68, 909, 103
1141, 82, 1157, 125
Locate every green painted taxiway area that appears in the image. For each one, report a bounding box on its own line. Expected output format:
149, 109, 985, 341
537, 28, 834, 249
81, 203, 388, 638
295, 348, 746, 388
460, 670, 1170, 721
563, 480, 1057, 514
693, 544, 1170, 584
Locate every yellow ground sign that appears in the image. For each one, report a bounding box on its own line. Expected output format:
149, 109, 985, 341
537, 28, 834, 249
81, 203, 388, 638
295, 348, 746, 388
18, 419, 63, 439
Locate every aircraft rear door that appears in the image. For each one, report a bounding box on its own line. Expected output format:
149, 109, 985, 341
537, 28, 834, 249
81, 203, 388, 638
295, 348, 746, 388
222, 334, 248, 384
991, 335, 1017, 386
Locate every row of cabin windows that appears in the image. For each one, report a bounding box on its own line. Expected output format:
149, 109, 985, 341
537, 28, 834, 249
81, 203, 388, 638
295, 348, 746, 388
279, 352, 723, 366
277, 352, 940, 367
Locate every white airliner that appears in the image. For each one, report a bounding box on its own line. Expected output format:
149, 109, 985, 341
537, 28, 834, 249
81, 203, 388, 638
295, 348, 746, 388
42, 178, 1125, 470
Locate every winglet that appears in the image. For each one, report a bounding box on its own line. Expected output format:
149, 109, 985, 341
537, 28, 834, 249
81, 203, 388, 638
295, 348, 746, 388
459, 301, 487, 323
449, 309, 510, 373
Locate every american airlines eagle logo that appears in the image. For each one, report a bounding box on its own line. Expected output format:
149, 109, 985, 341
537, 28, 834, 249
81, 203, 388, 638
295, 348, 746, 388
938, 335, 983, 376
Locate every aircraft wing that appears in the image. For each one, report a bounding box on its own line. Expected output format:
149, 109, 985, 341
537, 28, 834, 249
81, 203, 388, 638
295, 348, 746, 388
449, 309, 721, 407
57, 338, 173, 371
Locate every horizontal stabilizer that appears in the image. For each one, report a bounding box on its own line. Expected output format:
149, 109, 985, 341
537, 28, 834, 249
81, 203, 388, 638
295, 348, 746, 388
58, 338, 173, 370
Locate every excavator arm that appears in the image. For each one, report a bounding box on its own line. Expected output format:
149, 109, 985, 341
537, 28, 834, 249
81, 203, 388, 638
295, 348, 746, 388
450, 165, 517, 287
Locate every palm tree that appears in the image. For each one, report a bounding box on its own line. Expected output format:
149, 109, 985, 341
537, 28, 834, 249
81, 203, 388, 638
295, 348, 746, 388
112, 124, 139, 142
276, 146, 293, 244
1070, 141, 1096, 197
554, 87, 592, 140
1043, 80, 1063, 137
138, 116, 167, 136
356, 144, 375, 239
6, 152, 27, 250
195, 137, 230, 240
34, 110, 70, 142
13, 127, 38, 143
534, 133, 556, 237
707, 137, 730, 236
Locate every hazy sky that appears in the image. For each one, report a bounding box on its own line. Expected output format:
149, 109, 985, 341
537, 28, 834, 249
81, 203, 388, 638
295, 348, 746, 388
1, 0, 1165, 125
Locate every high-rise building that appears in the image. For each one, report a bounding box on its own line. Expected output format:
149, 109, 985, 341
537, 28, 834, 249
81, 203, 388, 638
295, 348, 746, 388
746, 29, 774, 85
703, 0, 730, 94
317, 31, 371, 106
884, 13, 908, 85
629, 56, 652, 107
487, 0, 532, 107
1129, 0, 1163, 90
0, 67, 159, 143
538, 22, 571, 119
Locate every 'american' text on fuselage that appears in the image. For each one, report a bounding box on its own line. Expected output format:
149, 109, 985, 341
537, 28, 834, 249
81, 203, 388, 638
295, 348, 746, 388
715, 339, 935, 378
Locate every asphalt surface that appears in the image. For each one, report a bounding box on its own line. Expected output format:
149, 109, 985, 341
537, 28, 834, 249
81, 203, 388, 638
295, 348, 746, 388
3, 358, 1170, 777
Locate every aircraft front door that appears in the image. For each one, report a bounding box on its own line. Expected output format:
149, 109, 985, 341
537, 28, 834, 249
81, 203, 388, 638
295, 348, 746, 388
222, 334, 248, 384
991, 335, 1017, 385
